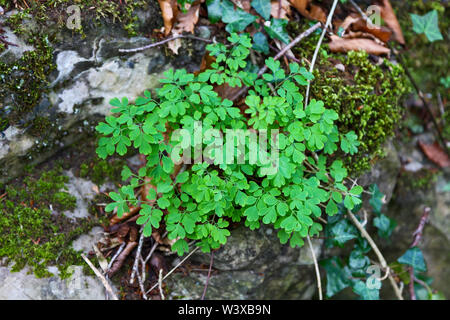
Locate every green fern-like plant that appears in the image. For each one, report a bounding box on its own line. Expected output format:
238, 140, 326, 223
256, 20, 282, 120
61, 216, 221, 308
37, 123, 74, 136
95, 33, 361, 255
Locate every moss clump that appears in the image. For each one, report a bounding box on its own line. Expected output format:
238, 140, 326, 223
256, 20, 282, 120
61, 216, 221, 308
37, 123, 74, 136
397, 169, 439, 191
79, 157, 125, 186
0, 167, 95, 279
0, 31, 55, 132
1, 0, 148, 37
288, 22, 409, 173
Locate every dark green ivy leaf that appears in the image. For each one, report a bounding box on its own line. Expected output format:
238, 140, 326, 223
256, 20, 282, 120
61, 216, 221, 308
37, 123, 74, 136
373, 213, 397, 239
251, 0, 271, 20
264, 18, 290, 44
223, 3, 257, 33
321, 257, 352, 298
252, 32, 269, 54
353, 281, 380, 300
398, 247, 427, 272
369, 184, 384, 214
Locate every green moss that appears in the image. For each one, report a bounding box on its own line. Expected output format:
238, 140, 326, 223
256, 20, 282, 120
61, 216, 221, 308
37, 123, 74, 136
79, 157, 125, 186
0, 167, 96, 279
397, 169, 439, 191
288, 22, 409, 173
0, 31, 55, 133
2, 0, 148, 37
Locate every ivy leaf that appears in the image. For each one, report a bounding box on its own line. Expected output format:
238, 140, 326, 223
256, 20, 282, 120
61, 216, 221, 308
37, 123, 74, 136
330, 219, 358, 247
353, 281, 380, 300
348, 248, 370, 273
321, 257, 352, 298
251, 0, 271, 20
264, 18, 290, 44
252, 32, 269, 54
369, 184, 384, 214
410, 10, 443, 42
373, 214, 397, 239
398, 247, 427, 272
206, 0, 223, 23
223, 4, 256, 33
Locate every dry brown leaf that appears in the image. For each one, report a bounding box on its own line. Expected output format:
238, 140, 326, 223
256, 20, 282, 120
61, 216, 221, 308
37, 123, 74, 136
339, 15, 392, 43
157, 0, 178, 36
288, 0, 326, 23
109, 205, 140, 226
271, 0, 291, 19
167, 31, 182, 54
328, 34, 390, 55
379, 0, 404, 44
173, 4, 201, 34
418, 141, 450, 168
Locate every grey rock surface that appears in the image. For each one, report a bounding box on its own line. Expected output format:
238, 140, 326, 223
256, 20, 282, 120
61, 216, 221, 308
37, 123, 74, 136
0, 11, 206, 182
167, 225, 322, 300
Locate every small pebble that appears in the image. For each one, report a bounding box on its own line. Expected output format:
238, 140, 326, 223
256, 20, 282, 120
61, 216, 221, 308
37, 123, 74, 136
335, 63, 345, 72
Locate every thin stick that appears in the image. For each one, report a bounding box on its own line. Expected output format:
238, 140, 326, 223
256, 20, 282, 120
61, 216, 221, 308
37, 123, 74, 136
349, 0, 373, 27
307, 235, 323, 300
229, 22, 322, 102
146, 246, 200, 294
158, 269, 165, 300
201, 251, 214, 300
408, 207, 430, 299
81, 253, 119, 300
305, 0, 339, 106
107, 242, 126, 270
347, 211, 404, 300
118, 35, 212, 53
130, 229, 146, 284
136, 269, 148, 300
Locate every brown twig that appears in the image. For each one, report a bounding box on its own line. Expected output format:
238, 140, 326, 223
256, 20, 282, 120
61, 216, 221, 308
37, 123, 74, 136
408, 207, 431, 300
107, 241, 137, 277
146, 246, 200, 294
130, 229, 146, 284
118, 35, 212, 53
81, 253, 119, 300
307, 235, 323, 300
201, 251, 214, 300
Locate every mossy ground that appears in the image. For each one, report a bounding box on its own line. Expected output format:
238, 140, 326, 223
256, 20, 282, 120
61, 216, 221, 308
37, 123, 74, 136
0, 133, 126, 279
0, 166, 95, 279
287, 21, 409, 173
0, 0, 148, 37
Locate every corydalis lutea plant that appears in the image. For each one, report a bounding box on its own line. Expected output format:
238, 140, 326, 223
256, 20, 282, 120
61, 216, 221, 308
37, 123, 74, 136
95, 33, 361, 256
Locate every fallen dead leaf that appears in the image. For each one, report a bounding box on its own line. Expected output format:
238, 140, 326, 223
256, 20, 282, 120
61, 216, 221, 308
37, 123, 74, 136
91, 184, 100, 194
271, 0, 291, 19
418, 141, 450, 168
288, 0, 326, 23
157, 0, 178, 36
172, 3, 201, 34
378, 0, 405, 44
339, 14, 392, 43
328, 34, 390, 55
